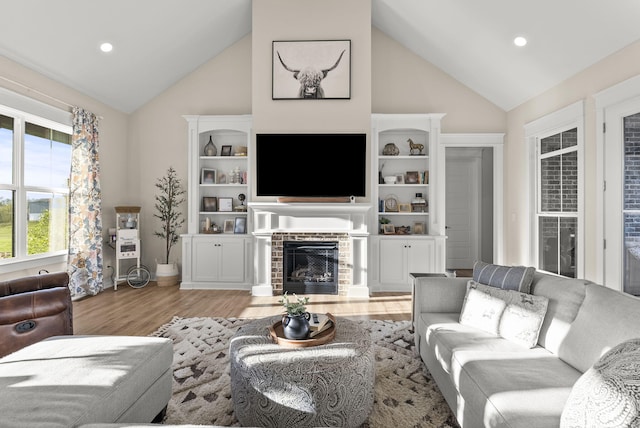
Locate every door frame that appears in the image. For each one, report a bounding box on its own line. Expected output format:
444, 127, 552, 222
595, 74, 640, 287
440, 133, 505, 264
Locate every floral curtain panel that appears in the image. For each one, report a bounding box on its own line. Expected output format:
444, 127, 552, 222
68, 107, 103, 297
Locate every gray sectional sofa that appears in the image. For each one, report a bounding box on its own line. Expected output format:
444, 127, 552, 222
413, 268, 640, 428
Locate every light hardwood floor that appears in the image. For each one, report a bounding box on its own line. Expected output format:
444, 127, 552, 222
73, 282, 412, 336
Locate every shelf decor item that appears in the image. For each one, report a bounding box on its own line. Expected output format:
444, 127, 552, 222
221, 145, 232, 156
411, 193, 427, 212
153, 166, 186, 286
204, 135, 217, 156
406, 171, 420, 184
382, 143, 399, 156
234, 217, 246, 234
202, 197, 217, 212
408, 138, 425, 155
201, 168, 216, 184
384, 195, 399, 212
218, 197, 233, 212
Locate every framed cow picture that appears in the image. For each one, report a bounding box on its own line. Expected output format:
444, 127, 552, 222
272, 40, 351, 100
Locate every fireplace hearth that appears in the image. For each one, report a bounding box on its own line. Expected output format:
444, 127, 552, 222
283, 241, 339, 295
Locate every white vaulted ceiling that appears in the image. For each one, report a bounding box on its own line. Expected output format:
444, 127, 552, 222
1, 0, 639, 113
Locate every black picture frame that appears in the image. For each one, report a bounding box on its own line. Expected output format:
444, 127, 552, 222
234, 217, 246, 234
221, 145, 232, 156
202, 197, 217, 212
272, 40, 351, 100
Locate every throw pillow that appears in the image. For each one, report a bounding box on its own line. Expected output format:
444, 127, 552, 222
459, 283, 507, 335
560, 338, 640, 428
470, 282, 549, 348
473, 260, 536, 293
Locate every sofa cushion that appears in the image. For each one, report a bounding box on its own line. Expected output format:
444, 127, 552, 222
473, 260, 536, 293
559, 282, 640, 373
530, 272, 588, 355
464, 282, 549, 348
0, 335, 173, 427
560, 338, 640, 428
453, 348, 581, 428
459, 285, 506, 335
422, 312, 531, 375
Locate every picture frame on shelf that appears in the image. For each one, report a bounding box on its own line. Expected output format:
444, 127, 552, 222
382, 224, 395, 235
395, 174, 404, 184
406, 171, 420, 184
272, 39, 351, 100
234, 217, 247, 234
413, 222, 425, 235
221, 145, 232, 156
224, 219, 234, 233
399, 203, 411, 213
202, 197, 217, 212
218, 197, 233, 212
201, 168, 216, 184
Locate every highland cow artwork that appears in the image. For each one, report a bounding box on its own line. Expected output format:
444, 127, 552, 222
272, 40, 351, 100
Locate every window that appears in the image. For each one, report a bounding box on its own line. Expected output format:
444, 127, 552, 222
0, 91, 72, 271
537, 129, 578, 277
525, 101, 584, 278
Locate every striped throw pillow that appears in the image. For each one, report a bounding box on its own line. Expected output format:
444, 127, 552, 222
473, 260, 536, 293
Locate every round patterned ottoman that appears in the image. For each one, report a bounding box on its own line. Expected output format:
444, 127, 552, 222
230, 315, 375, 428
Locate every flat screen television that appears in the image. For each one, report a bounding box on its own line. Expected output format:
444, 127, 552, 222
256, 133, 366, 198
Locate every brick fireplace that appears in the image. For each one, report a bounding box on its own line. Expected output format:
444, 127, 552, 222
273, 233, 349, 295
249, 202, 371, 297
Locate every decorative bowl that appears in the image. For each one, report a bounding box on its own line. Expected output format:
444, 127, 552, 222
384, 176, 396, 184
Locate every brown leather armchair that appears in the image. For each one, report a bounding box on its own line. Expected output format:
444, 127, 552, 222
0, 272, 73, 357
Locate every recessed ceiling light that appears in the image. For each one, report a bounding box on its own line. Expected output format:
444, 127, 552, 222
100, 42, 113, 53
513, 36, 527, 47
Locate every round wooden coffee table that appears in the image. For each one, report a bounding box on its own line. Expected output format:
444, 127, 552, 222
229, 315, 375, 428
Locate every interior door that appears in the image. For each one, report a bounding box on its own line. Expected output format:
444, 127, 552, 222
604, 97, 640, 294
445, 149, 481, 270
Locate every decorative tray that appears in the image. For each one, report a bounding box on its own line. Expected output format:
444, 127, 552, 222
269, 313, 336, 348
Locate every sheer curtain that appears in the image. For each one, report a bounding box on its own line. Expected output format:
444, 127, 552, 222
67, 107, 103, 297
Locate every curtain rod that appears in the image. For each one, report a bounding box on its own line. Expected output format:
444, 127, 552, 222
1, 75, 74, 110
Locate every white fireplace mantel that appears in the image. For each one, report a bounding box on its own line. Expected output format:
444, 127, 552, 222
248, 202, 371, 297
249, 202, 370, 235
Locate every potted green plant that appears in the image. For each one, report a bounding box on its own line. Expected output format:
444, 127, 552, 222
153, 166, 186, 286
278, 292, 311, 340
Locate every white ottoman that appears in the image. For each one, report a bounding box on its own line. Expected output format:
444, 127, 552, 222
0, 335, 173, 427
230, 316, 375, 428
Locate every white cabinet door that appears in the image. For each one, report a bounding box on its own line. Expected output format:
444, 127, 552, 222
218, 239, 245, 283
192, 237, 220, 282
406, 238, 435, 274
192, 236, 246, 283
379, 238, 406, 284
379, 237, 436, 289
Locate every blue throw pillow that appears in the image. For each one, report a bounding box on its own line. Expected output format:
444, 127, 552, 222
473, 260, 536, 293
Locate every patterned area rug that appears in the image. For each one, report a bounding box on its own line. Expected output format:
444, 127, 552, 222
152, 316, 459, 428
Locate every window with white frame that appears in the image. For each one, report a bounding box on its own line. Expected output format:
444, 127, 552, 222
525, 101, 584, 278
537, 128, 578, 277
0, 99, 72, 268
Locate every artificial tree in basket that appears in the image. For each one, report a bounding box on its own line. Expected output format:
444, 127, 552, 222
153, 166, 186, 285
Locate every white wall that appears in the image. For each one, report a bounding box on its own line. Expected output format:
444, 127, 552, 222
504, 40, 640, 281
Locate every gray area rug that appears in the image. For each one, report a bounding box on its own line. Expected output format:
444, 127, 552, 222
152, 316, 459, 427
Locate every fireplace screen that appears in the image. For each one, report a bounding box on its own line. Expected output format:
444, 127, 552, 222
283, 241, 338, 294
